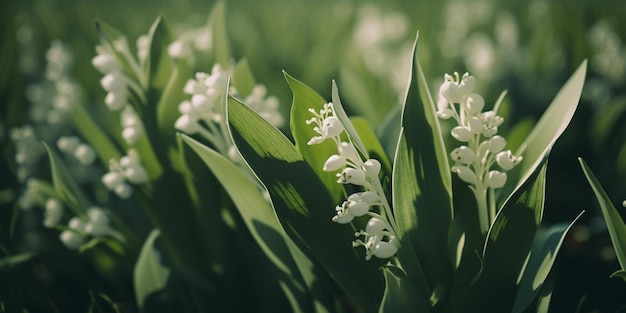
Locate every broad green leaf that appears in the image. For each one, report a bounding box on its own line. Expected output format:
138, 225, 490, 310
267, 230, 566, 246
392, 34, 453, 291
610, 270, 626, 283
331, 80, 368, 159
512, 213, 583, 313
228, 96, 383, 312
579, 158, 626, 272
0, 252, 33, 270
181, 134, 305, 283
285, 72, 344, 203
44, 143, 90, 216
71, 100, 122, 165
350, 117, 391, 175
233, 58, 256, 97
467, 160, 548, 312
534, 270, 555, 313
134, 229, 170, 310
211, 1, 231, 68
144, 16, 173, 95
379, 265, 430, 313
376, 106, 402, 161
502, 61, 587, 204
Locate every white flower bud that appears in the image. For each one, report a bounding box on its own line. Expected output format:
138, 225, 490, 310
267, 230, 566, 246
191, 94, 212, 112
323, 155, 346, 172
68, 217, 86, 232
74, 144, 96, 165
87, 207, 109, 224
184, 78, 205, 95
57, 136, 80, 154
465, 93, 484, 115
487, 170, 507, 189
322, 116, 344, 138
469, 117, 483, 134
114, 183, 132, 199
102, 171, 124, 189
100, 73, 126, 92
363, 159, 381, 176
348, 191, 380, 205
488, 136, 507, 153
124, 165, 148, 184
458, 74, 475, 95
373, 241, 398, 259
175, 114, 201, 134
339, 142, 360, 162
452, 165, 477, 185
59, 230, 84, 250
332, 211, 354, 224
440, 80, 463, 103
450, 146, 476, 164
122, 127, 141, 145
347, 201, 369, 217
481, 126, 498, 137
92, 54, 119, 74
167, 41, 190, 59
337, 168, 367, 185
178, 100, 194, 115
105, 90, 127, 111
365, 217, 387, 233
496, 150, 518, 170
451, 126, 472, 142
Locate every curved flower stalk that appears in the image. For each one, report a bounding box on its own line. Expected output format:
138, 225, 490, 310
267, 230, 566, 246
437, 71, 522, 233
307, 102, 399, 260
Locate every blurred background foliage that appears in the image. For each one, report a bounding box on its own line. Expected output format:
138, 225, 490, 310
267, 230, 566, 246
1, 0, 625, 312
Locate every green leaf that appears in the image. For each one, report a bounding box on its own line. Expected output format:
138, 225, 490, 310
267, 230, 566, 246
44, 143, 90, 216
134, 229, 170, 310
392, 34, 453, 292
144, 16, 173, 94
512, 213, 584, 313
331, 80, 368, 159
211, 1, 231, 67
285, 72, 344, 203
502, 61, 587, 203
94, 19, 142, 85
181, 134, 306, 284
233, 58, 257, 97
228, 95, 383, 312
579, 158, 626, 272
467, 160, 548, 312
0, 252, 34, 270
71, 100, 122, 165
610, 270, 626, 283
379, 265, 430, 313
350, 117, 391, 175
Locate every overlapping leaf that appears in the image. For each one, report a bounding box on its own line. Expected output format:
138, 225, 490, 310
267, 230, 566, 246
227, 95, 383, 312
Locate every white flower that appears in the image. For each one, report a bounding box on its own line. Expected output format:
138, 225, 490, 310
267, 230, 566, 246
122, 127, 142, 145
363, 159, 381, 176
496, 150, 522, 170
100, 73, 126, 92
323, 155, 346, 172
451, 165, 477, 185
175, 114, 201, 134
487, 170, 507, 188
337, 168, 367, 185
488, 135, 507, 153
451, 126, 472, 142
102, 171, 124, 189
306, 103, 345, 145
464, 93, 484, 114
105, 90, 127, 111
74, 144, 96, 165
59, 230, 84, 250
57, 136, 80, 154
450, 146, 476, 164
43, 198, 64, 228
114, 183, 132, 199
92, 53, 119, 74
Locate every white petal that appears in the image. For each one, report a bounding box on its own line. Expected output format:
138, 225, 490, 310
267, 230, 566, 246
323, 155, 346, 172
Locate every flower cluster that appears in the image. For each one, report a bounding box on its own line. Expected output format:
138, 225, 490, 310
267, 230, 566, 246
57, 136, 97, 166
307, 102, 399, 260
101, 149, 149, 199
437, 72, 522, 231
175, 64, 283, 164
59, 207, 115, 250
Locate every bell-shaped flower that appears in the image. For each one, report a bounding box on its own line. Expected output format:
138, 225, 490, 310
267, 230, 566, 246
74, 144, 96, 165
372, 240, 399, 259
464, 93, 484, 115
92, 53, 119, 74
122, 127, 142, 145
440, 78, 463, 103
338, 142, 360, 162
451, 165, 477, 185
323, 154, 346, 172
100, 73, 126, 92
436, 96, 454, 119
105, 89, 127, 111
322, 116, 344, 138
458, 74, 476, 95
124, 164, 148, 184
43, 198, 64, 228
337, 168, 367, 186
59, 229, 84, 250
114, 182, 132, 199
451, 126, 472, 142
488, 135, 507, 153
450, 146, 476, 164
57, 136, 80, 154
487, 170, 507, 189
191, 94, 213, 113
175, 114, 201, 134
332, 204, 354, 224
496, 150, 522, 170
102, 171, 124, 190
468, 116, 483, 134
363, 159, 381, 176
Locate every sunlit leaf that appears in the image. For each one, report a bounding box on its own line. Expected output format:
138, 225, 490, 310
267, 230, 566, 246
392, 34, 453, 293
379, 265, 430, 313
467, 160, 548, 312
233, 58, 256, 97
44, 143, 90, 216
134, 229, 170, 310
579, 158, 626, 272
285, 72, 344, 203
350, 117, 391, 175
332, 80, 368, 159
228, 95, 383, 312
211, 1, 230, 68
